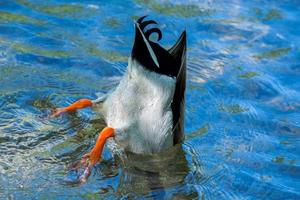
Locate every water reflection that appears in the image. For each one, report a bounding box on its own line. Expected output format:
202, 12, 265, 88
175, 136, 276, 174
118, 145, 189, 196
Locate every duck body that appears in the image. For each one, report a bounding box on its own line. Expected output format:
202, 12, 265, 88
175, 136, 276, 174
103, 58, 176, 154
101, 16, 186, 154
51, 17, 186, 181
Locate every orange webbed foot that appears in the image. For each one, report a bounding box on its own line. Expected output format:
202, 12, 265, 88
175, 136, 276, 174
50, 107, 67, 118
77, 127, 115, 183
50, 99, 93, 118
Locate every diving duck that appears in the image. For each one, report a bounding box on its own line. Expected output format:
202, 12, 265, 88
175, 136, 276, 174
51, 16, 186, 182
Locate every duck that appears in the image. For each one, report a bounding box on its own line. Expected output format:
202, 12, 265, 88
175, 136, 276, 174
51, 16, 186, 182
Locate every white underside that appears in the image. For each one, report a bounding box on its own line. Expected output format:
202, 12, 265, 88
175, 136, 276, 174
103, 58, 176, 154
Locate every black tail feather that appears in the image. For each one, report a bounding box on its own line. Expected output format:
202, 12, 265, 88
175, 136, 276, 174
171, 31, 186, 144
131, 16, 184, 77
140, 20, 158, 31
131, 16, 187, 144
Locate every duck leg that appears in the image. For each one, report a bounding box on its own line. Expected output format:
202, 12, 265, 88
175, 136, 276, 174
79, 127, 115, 182
50, 98, 93, 118
50, 98, 113, 182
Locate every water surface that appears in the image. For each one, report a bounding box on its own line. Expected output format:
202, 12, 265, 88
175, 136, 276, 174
0, 0, 299, 199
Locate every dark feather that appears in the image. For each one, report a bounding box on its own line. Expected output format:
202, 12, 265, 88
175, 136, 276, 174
137, 15, 147, 23
132, 16, 181, 77
131, 17, 187, 144
170, 31, 186, 144
140, 20, 158, 31
144, 28, 162, 41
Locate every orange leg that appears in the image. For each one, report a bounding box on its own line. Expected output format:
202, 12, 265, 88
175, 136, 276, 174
79, 127, 115, 182
50, 99, 93, 118
85, 127, 115, 166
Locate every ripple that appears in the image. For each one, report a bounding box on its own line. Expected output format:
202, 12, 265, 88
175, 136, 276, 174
135, 0, 213, 18
188, 57, 224, 83
0, 11, 44, 25
12, 42, 71, 58
253, 47, 291, 60
16, 0, 99, 19
0, 0, 300, 199
0, 25, 33, 38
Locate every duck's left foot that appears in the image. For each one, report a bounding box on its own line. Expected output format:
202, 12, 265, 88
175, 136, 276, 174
77, 152, 97, 183
75, 127, 115, 183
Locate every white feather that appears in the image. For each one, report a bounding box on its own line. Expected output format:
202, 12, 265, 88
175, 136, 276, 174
103, 58, 176, 154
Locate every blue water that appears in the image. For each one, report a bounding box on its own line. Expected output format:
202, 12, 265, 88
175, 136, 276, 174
0, 0, 299, 199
